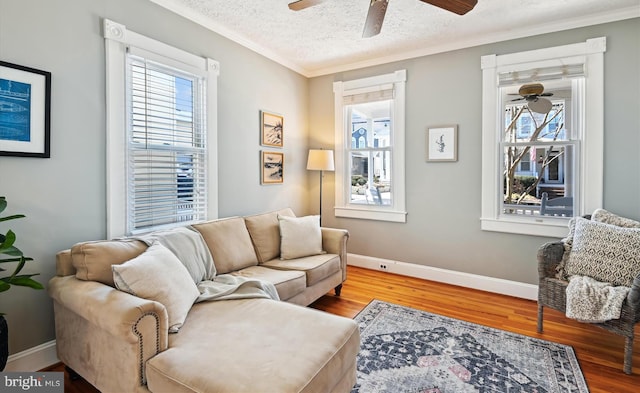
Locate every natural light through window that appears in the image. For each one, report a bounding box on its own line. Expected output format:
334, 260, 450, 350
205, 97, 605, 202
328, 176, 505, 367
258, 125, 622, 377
333, 70, 407, 223
480, 38, 605, 237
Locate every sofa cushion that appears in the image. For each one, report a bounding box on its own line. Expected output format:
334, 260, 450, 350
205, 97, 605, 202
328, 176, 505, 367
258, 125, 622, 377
278, 215, 323, 260
146, 298, 360, 393
71, 239, 148, 287
192, 217, 258, 274
112, 242, 199, 333
263, 253, 340, 286
244, 208, 295, 263
565, 217, 640, 287
231, 265, 306, 301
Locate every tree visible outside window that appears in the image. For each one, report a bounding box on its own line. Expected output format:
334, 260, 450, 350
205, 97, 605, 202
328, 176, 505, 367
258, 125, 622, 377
480, 38, 605, 237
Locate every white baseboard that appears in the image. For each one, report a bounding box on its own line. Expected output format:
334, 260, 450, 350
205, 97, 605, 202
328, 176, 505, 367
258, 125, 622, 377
4, 340, 58, 372
348, 253, 538, 301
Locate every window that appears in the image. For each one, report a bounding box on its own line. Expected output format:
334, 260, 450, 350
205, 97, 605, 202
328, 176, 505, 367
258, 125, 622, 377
480, 38, 605, 237
104, 19, 220, 237
333, 70, 407, 222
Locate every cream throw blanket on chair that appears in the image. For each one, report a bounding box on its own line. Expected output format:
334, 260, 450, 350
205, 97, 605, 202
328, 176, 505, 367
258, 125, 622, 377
565, 275, 629, 323
136, 227, 280, 302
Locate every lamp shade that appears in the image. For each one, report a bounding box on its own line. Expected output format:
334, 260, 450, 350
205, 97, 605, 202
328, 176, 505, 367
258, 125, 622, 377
306, 149, 335, 171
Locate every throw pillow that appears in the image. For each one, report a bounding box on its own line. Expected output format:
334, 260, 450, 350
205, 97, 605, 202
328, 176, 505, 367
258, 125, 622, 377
592, 208, 640, 228
564, 217, 640, 287
112, 242, 200, 333
278, 215, 323, 260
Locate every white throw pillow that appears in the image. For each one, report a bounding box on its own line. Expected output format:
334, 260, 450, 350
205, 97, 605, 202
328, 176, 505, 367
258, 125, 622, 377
112, 242, 200, 333
565, 217, 640, 287
278, 215, 323, 260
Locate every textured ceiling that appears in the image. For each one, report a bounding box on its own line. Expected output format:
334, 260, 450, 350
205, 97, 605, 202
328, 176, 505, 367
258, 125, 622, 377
149, 0, 640, 76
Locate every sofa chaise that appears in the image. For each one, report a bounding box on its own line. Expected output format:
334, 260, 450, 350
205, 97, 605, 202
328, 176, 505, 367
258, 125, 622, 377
48, 208, 360, 393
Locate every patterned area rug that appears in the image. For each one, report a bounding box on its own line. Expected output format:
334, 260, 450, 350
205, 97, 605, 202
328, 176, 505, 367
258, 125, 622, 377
352, 300, 589, 393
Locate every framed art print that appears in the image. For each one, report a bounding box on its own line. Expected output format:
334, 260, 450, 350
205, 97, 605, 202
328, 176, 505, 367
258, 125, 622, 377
261, 151, 284, 184
261, 110, 283, 147
426, 125, 457, 162
0, 61, 51, 158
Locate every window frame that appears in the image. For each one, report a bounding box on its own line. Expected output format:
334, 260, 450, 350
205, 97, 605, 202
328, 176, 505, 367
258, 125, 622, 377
104, 19, 219, 238
480, 38, 605, 237
333, 70, 407, 223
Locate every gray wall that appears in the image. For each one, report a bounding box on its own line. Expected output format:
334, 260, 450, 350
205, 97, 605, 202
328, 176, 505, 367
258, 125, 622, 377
310, 18, 640, 284
0, 0, 309, 355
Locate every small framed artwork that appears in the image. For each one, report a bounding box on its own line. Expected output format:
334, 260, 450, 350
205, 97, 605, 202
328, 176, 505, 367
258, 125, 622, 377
426, 125, 457, 162
261, 151, 284, 184
260, 110, 283, 147
0, 61, 51, 158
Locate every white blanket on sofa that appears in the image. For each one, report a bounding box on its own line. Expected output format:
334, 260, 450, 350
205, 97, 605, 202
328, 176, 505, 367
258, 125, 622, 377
565, 275, 629, 323
136, 227, 280, 302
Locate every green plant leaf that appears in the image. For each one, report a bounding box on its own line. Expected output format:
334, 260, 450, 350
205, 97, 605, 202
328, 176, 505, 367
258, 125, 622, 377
0, 257, 30, 264
0, 230, 16, 251
0, 214, 25, 223
0, 198, 6, 214
7, 275, 43, 290
0, 282, 10, 292
0, 245, 23, 257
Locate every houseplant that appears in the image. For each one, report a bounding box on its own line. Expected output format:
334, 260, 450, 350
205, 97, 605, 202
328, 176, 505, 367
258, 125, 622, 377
0, 196, 43, 370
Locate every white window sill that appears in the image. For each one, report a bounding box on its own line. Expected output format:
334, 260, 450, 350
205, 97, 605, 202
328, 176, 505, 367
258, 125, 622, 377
335, 206, 407, 223
481, 216, 570, 238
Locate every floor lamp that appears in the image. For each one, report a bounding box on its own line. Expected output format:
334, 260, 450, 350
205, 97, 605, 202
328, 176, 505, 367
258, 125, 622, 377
306, 149, 335, 226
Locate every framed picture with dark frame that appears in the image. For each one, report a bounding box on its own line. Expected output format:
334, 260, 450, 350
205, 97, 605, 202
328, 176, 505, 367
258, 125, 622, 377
0, 61, 51, 158
426, 125, 457, 162
260, 110, 283, 148
261, 151, 284, 184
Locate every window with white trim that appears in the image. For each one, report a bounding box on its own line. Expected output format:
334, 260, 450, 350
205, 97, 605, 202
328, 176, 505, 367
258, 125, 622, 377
104, 19, 219, 237
333, 70, 407, 223
480, 38, 605, 237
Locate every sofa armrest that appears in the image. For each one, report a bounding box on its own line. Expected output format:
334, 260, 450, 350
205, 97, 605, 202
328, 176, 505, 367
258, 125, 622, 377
48, 276, 169, 391
322, 228, 349, 281
537, 241, 565, 280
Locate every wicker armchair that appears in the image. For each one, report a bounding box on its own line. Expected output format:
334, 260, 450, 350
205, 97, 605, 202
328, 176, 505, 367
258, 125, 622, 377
537, 241, 640, 374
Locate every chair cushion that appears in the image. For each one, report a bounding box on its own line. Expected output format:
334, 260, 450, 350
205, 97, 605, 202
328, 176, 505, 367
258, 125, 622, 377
71, 239, 148, 287
244, 208, 295, 263
263, 253, 340, 286
565, 217, 640, 287
112, 242, 199, 333
592, 208, 640, 228
192, 217, 258, 274
278, 215, 323, 260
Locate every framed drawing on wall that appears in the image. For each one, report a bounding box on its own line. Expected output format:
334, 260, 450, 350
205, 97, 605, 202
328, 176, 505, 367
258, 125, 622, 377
261, 151, 284, 184
261, 110, 283, 147
0, 61, 51, 158
426, 125, 457, 162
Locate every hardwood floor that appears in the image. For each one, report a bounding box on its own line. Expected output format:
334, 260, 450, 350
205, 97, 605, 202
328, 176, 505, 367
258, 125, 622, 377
46, 265, 639, 392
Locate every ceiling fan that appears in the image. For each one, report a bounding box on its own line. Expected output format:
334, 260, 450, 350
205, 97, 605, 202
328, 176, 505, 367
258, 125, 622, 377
510, 83, 554, 114
288, 0, 478, 38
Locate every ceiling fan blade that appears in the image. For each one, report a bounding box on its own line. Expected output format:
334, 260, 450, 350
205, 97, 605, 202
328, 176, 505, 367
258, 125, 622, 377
419, 0, 477, 15
362, 0, 389, 38
288, 0, 323, 11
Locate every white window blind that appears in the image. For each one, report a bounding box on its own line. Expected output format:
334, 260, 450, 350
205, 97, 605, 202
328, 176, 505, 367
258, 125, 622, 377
498, 63, 585, 86
126, 52, 207, 234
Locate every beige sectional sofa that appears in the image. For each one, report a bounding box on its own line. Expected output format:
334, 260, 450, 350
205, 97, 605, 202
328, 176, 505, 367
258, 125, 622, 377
48, 208, 360, 393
